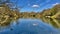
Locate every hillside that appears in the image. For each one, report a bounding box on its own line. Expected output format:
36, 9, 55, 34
19, 4, 60, 19
40, 4, 60, 19
0, 4, 60, 26
0, 4, 20, 26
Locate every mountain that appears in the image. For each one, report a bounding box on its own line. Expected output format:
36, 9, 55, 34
0, 4, 20, 26
40, 4, 60, 18
51, 4, 60, 18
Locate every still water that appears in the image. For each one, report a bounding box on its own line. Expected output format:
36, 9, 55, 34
0, 18, 60, 34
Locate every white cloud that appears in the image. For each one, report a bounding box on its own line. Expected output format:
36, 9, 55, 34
32, 5, 39, 8
53, 3, 59, 6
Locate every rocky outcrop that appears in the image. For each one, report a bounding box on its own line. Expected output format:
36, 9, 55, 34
40, 4, 60, 19
0, 4, 20, 26
0, 4, 60, 26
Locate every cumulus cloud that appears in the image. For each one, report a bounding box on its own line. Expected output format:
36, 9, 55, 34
53, 3, 59, 6
32, 5, 39, 8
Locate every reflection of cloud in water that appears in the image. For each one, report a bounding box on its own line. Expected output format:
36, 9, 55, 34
32, 23, 38, 26
0, 18, 59, 34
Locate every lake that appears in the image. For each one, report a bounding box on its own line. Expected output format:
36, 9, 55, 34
0, 18, 60, 34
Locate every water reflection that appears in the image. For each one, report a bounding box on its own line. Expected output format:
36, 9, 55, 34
40, 17, 60, 28
0, 18, 60, 34
0, 21, 17, 32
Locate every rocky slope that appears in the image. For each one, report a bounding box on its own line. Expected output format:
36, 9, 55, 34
0, 4, 60, 26
40, 4, 60, 19
0, 4, 20, 26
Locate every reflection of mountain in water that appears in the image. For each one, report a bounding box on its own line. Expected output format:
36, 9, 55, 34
0, 19, 59, 34
40, 17, 60, 28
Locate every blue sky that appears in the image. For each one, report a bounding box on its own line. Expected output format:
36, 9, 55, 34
10, 0, 60, 12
